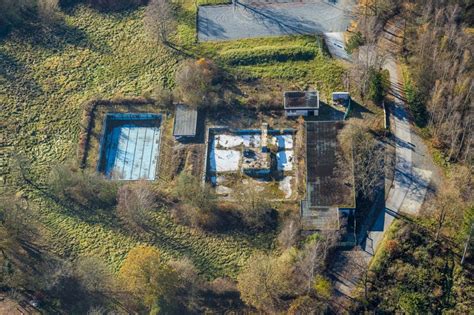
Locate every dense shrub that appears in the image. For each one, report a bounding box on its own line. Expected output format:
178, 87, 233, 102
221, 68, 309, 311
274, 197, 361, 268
174, 58, 225, 108
405, 81, 428, 127
48, 162, 117, 208
219, 45, 316, 66
345, 31, 365, 54
357, 222, 473, 314
174, 172, 216, 211
171, 173, 223, 230
368, 68, 390, 105
170, 203, 219, 230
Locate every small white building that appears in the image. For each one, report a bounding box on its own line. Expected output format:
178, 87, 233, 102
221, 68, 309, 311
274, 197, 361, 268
284, 91, 319, 117
332, 92, 351, 107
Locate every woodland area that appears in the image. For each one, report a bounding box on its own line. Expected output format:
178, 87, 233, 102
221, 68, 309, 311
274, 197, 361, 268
350, 0, 473, 163
346, 0, 474, 313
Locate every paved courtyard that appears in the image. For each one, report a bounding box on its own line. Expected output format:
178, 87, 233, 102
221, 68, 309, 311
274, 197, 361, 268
198, 0, 355, 41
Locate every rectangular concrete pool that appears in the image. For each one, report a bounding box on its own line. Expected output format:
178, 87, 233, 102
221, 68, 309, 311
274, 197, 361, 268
98, 113, 161, 180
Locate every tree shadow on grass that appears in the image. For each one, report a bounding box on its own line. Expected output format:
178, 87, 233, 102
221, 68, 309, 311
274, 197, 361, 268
60, 0, 145, 13
1, 11, 112, 55
20, 20, 111, 54
146, 206, 277, 277
21, 173, 123, 233
0, 51, 44, 99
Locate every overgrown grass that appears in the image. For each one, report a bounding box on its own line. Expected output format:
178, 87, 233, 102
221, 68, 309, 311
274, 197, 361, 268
175, 2, 345, 96
197, 0, 232, 5
1, 1, 345, 279
34, 188, 274, 277
198, 36, 345, 96
219, 45, 316, 66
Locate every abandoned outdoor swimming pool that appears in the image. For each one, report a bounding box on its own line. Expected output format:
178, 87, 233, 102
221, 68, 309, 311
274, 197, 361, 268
206, 127, 297, 199
97, 113, 162, 180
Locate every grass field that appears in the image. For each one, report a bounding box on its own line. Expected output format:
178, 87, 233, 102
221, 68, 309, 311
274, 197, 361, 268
1, 2, 346, 279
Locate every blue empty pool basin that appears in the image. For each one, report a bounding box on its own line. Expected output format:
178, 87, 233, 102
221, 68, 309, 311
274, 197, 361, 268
98, 113, 162, 180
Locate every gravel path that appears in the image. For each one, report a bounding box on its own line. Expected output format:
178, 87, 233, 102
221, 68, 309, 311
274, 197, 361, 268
198, 0, 355, 41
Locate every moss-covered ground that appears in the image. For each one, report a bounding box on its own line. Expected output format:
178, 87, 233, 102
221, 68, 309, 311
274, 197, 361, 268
1, 2, 346, 279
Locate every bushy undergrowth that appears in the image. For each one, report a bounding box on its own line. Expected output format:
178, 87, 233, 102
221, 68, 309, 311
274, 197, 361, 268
358, 221, 472, 314
402, 64, 428, 127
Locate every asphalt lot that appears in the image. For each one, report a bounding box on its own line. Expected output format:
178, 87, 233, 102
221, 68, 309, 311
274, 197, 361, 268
198, 0, 355, 41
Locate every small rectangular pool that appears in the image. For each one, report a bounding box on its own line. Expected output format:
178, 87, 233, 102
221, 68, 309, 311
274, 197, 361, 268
97, 113, 161, 180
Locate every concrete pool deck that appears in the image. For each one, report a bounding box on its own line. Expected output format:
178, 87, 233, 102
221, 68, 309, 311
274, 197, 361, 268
98, 113, 161, 180
198, 0, 355, 41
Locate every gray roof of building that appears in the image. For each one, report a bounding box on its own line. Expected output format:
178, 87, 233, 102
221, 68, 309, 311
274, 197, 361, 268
173, 104, 198, 137
305, 121, 354, 208
284, 91, 319, 109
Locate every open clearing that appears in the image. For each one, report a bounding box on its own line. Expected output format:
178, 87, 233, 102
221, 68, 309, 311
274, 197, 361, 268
198, 0, 355, 41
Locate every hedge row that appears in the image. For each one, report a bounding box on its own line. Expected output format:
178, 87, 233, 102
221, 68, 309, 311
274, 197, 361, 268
219, 45, 317, 66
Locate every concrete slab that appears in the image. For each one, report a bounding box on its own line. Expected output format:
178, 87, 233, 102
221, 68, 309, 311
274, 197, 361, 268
198, 0, 355, 41
400, 167, 432, 215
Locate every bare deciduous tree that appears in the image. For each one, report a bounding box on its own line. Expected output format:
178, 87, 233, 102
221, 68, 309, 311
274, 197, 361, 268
277, 215, 300, 250
116, 181, 156, 233
144, 0, 176, 45
234, 183, 274, 230
74, 256, 115, 293
293, 232, 338, 294
168, 258, 203, 312
406, 4, 473, 162
430, 186, 462, 241
338, 121, 384, 200
174, 59, 222, 108
37, 0, 59, 23
151, 84, 174, 109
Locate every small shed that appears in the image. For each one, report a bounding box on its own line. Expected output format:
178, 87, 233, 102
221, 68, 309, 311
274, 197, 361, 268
332, 92, 351, 107
284, 91, 319, 117
173, 104, 198, 140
